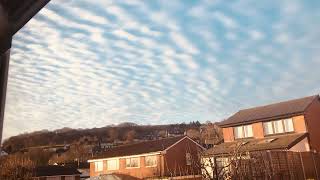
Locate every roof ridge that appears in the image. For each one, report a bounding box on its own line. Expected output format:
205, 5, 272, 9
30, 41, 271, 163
102, 136, 185, 151
220, 95, 319, 127
239, 95, 318, 112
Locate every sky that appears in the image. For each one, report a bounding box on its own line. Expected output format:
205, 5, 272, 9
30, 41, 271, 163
3, 0, 320, 139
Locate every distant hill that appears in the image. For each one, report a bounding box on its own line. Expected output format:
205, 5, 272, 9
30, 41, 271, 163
2, 121, 203, 153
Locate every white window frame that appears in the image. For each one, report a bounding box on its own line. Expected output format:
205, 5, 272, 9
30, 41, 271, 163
263, 118, 294, 135
94, 161, 104, 172
244, 125, 253, 137
234, 125, 253, 139
284, 118, 294, 132
145, 155, 157, 167
274, 120, 284, 134
126, 157, 140, 169
263, 121, 273, 135
107, 159, 119, 171
234, 126, 244, 139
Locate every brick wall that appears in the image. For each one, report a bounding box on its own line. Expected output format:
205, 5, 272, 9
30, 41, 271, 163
222, 127, 234, 142
89, 137, 203, 178
293, 115, 307, 133
90, 155, 162, 178
252, 122, 264, 139
305, 97, 320, 152
222, 115, 308, 142
163, 138, 202, 176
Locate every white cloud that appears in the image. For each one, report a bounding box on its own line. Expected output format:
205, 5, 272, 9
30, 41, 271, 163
213, 11, 238, 29
170, 32, 199, 55
3, 0, 320, 140
113, 29, 138, 41
275, 33, 290, 44
249, 30, 265, 40
69, 7, 111, 25
225, 32, 237, 41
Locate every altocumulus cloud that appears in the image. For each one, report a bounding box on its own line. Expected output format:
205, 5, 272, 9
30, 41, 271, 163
3, 0, 320, 139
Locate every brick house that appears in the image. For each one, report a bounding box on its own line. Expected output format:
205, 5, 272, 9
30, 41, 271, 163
88, 136, 204, 179
206, 95, 320, 156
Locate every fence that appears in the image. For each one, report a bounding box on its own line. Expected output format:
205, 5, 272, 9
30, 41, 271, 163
213, 151, 320, 180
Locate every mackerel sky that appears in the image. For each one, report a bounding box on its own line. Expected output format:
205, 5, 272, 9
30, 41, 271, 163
3, 0, 320, 139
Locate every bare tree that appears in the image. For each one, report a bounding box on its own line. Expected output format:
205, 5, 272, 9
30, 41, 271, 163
158, 130, 167, 138
49, 144, 90, 165
186, 129, 201, 140
195, 143, 275, 180
125, 130, 136, 142
0, 154, 35, 180
108, 128, 119, 142
200, 123, 223, 146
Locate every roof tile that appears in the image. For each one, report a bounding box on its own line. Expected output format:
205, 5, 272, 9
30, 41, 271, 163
219, 95, 318, 127
92, 136, 186, 159
205, 133, 308, 155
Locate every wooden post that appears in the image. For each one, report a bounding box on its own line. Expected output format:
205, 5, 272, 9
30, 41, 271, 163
299, 152, 306, 180
311, 152, 319, 180
213, 156, 218, 179
284, 151, 291, 180
268, 151, 274, 176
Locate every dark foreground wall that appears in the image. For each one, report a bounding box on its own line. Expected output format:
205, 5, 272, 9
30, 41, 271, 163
0, 49, 10, 147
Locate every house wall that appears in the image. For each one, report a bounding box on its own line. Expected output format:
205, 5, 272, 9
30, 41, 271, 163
163, 138, 202, 176
289, 137, 310, 152
305, 97, 320, 152
89, 138, 203, 178
89, 155, 162, 178
222, 128, 234, 142
293, 115, 307, 133
222, 115, 308, 142
252, 122, 264, 139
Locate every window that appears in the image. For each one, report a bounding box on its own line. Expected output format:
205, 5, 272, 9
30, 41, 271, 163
284, 118, 294, 132
244, 125, 253, 137
274, 120, 284, 134
94, 161, 103, 172
263, 121, 273, 135
107, 159, 119, 170
126, 157, 140, 168
186, 153, 192, 165
234, 125, 253, 139
234, 126, 243, 139
145, 155, 157, 167
263, 118, 294, 135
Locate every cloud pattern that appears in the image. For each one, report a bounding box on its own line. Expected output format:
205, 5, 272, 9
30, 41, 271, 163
3, 0, 320, 139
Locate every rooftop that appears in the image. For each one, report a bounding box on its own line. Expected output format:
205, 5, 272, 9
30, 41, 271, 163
90, 136, 186, 160
219, 95, 319, 127
205, 133, 308, 156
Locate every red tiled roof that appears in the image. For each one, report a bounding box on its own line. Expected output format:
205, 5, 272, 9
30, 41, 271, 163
91, 136, 186, 159
204, 133, 308, 156
219, 95, 319, 127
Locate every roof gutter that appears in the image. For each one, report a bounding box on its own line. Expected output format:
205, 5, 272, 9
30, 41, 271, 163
88, 151, 162, 162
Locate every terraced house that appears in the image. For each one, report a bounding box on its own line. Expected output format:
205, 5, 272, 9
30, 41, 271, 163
88, 136, 204, 179
207, 95, 320, 156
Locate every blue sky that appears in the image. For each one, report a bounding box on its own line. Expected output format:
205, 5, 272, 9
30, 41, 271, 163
3, 0, 320, 139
